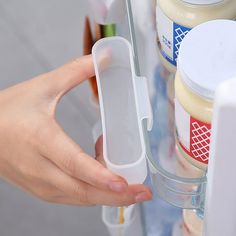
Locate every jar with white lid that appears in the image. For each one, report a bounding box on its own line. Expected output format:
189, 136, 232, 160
175, 20, 236, 170
175, 145, 205, 179
156, 0, 236, 73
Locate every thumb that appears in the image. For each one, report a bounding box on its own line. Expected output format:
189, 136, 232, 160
45, 55, 95, 98
95, 135, 103, 157
95, 136, 106, 166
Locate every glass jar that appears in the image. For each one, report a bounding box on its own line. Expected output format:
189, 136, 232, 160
175, 145, 205, 178
175, 20, 236, 170
156, 0, 236, 73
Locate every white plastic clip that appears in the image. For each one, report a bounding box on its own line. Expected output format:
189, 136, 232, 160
135, 76, 153, 131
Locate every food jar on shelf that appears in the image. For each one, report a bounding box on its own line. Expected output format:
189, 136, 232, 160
175, 19, 236, 170
156, 0, 236, 73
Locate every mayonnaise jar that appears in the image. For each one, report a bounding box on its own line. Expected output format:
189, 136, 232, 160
175, 20, 236, 170
156, 0, 236, 73
175, 145, 204, 178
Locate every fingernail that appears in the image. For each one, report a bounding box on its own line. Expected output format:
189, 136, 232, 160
109, 181, 128, 192
135, 192, 152, 203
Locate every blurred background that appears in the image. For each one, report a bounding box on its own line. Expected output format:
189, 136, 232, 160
0, 0, 108, 235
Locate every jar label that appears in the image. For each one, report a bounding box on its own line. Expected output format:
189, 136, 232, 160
156, 5, 191, 66
175, 98, 211, 165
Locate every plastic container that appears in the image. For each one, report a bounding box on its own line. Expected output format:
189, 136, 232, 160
102, 205, 143, 236
88, 0, 126, 25
92, 36, 153, 184
156, 0, 236, 73
175, 20, 236, 170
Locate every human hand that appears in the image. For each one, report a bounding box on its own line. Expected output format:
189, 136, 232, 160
0, 55, 152, 206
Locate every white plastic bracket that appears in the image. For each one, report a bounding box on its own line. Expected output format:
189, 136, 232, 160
135, 76, 153, 131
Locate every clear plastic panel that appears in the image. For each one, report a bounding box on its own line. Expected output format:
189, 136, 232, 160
123, 1, 207, 210
147, 65, 207, 210
102, 205, 144, 236
92, 37, 148, 184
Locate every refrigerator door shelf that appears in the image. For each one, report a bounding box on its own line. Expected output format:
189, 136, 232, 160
102, 0, 208, 212
148, 154, 207, 210
142, 65, 207, 211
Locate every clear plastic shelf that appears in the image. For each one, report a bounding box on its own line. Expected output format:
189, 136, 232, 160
149, 158, 206, 210
119, 1, 208, 211
145, 67, 207, 211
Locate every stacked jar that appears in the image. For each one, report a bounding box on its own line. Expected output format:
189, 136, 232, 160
156, 0, 236, 74
155, 0, 236, 162
155, 2, 236, 236
155, 0, 236, 177
175, 20, 236, 235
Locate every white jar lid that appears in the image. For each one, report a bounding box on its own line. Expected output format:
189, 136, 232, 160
181, 0, 223, 4
178, 20, 236, 100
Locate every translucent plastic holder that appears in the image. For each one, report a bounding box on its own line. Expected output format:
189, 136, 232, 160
102, 205, 143, 236
92, 36, 152, 184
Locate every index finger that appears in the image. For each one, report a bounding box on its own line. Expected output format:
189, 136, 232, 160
44, 55, 95, 98
95, 136, 106, 166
